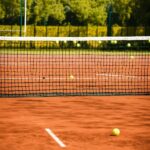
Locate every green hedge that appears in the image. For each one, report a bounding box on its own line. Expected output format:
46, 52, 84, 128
0, 25, 150, 37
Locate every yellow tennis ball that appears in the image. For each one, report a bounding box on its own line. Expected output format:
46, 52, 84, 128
127, 43, 131, 47
98, 40, 102, 44
112, 128, 120, 136
114, 40, 117, 44
111, 40, 117, 44
69, 75, 74, 79
77, 43, 80, 47
130, 56, 134, 59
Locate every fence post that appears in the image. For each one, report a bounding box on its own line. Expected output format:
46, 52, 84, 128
86, 25, 88, 36
34, 24, 36, 37
126, 27, 129, 36
134, 27, 136, 36
57, 26, 60, 36
78, 26, 80, 36
11, 25, 13, 36
107, 4, 113, 36
68, 25, 71, 37
45, 25, 48, 37
96, 25, 99, 36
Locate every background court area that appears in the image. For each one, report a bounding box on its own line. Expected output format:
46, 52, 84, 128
1, 53, 150, 96
0, 96, 149, 150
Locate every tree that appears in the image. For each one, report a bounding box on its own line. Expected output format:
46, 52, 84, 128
0, 0, 5, 20
30, 0, 65, 25
89, 0, 109, 25
0, 0, 149, 26
69, 0, 92, 25
112, 0, 136, 25
135, 0, 150, 26
0, 0, 20, 24
46, 0, 65, 24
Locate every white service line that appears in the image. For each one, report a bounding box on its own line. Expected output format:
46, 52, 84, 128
0, 75, 148, 81
96, 73, 142, 79
45, 128, 66, 148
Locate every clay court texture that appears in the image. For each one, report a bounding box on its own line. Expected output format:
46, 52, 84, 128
0, 96, 150, 150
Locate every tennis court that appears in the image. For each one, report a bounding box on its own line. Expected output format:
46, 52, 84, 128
0, 36, 150, 150
0, 0, 150, 149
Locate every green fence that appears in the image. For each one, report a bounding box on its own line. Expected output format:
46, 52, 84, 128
0, 25, 150, 37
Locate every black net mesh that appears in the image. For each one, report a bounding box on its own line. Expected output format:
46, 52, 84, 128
0, 36, 150, 97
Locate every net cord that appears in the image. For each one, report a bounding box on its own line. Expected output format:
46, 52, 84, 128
0, 36, 150, 41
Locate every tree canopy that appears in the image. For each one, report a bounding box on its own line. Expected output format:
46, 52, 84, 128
0, 0, 149, 26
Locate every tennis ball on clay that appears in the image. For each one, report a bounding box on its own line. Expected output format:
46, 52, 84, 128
130, 56, 134, 59
69, 75, 74, 79
111, 128, 120, 136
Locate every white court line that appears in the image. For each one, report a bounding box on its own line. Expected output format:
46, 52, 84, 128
0, 74, 148, 80
45, 128, 66, 148
96, 73, 145, 79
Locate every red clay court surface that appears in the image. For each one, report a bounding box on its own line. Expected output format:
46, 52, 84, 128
0, 96, 150, 150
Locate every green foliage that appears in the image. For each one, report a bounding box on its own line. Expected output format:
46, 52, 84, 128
0, 25, 149, 37
0, 0, 20, 23
0, 0, 149, 26
135, 0, 150, 26
69, 0, 91, 24
30, 0, 65, 24
0, 0, 5, 19
112, 0, 136, 25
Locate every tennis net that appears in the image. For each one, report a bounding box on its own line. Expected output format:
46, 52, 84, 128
0, 36, 150, 97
